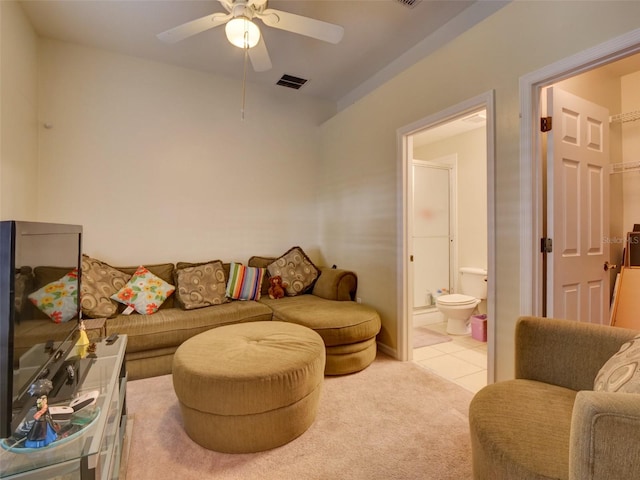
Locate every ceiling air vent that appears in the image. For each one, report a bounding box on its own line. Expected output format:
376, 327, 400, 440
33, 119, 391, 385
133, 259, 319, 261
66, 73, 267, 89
276, 74, 308, 90
396, 0, 422, 8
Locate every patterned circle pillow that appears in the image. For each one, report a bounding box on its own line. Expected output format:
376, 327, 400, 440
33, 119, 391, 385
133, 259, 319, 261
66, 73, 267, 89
175, 260, 228, 310
111, 266, 175, 315
81, 255, 131, 318
594, 334, 640, 393
267, 246, 319, 296
28, 269, 79, 323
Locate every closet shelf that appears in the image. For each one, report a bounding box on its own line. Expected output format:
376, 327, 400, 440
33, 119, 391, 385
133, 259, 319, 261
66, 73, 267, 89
610, 160, 640, 174
609, 110, 640, 124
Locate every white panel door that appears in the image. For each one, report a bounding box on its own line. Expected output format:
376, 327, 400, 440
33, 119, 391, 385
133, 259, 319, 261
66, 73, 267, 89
547, 87, 610, 324
412, 162, 451, 308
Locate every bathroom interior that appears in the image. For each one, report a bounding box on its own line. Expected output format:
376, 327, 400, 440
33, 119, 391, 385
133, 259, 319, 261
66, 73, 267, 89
409, 52, 640, 393
409, 109, 489, 394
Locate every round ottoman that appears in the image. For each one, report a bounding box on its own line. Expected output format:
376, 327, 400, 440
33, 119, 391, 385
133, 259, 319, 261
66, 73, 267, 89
172, 321, 325, 453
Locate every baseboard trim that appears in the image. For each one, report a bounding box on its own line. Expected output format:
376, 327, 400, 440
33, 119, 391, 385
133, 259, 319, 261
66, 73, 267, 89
377, 341, 398, 359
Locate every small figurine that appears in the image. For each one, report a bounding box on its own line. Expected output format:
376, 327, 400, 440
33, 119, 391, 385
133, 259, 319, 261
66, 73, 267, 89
76, 320, 90, 358
25, 395, 59, 448
268, 275, 287, 299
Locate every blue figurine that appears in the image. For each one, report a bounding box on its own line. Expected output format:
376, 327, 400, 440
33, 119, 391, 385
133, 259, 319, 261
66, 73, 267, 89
25, 395, 59, 448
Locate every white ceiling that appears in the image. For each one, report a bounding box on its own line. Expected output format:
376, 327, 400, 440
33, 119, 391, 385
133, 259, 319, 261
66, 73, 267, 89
19, 0, 506, 105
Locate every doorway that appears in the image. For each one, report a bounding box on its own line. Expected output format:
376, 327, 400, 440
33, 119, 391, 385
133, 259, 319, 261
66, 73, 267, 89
397, 90, 496, 388
520, 29, 640, 318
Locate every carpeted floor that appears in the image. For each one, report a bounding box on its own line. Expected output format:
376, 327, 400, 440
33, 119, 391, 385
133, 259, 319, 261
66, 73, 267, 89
413, 325, 452, 348
123, 352, 474, 480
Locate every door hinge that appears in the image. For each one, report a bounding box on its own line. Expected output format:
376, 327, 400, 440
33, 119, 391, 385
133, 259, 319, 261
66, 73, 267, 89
541, 116, 552, 132
541, 237, 553, 253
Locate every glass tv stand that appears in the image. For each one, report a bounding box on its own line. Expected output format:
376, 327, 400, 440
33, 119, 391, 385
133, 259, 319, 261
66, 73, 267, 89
1, 335, 127, 480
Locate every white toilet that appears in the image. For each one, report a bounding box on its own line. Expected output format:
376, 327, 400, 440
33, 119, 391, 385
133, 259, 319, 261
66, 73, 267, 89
435, 267, 487, 335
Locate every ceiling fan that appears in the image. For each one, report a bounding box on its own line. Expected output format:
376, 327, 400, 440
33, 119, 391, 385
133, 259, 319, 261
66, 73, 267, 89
157, 0, 345, 72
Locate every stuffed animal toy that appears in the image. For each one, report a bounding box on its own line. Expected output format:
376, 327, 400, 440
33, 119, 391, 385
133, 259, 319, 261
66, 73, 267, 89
268, 275, 287, 300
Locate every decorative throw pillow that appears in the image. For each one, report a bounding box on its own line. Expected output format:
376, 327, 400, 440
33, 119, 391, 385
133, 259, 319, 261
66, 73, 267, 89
267, 246, 319, 296
226, 262, 265, 301
594, 334, 640, 393
28, 269, 79, 323
175, 260, 228, 310
111, 266, 175, 315
81, 255, 131, 318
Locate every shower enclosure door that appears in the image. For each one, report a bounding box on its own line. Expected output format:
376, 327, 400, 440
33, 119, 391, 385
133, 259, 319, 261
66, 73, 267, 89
412, 160, 453, 310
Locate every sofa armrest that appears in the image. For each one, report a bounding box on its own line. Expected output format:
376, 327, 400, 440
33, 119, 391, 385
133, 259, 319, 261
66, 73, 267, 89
570, 390, 640, 480
515, 316, 638, 391
312, 267, 357, 301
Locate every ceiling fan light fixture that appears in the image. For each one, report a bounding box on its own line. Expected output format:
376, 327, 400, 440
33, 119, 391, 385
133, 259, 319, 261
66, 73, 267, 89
225, 17, 260, 49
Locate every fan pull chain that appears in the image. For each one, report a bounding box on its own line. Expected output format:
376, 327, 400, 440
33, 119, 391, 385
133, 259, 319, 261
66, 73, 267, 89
241, 48, 249, 121
240, 30, 251, 121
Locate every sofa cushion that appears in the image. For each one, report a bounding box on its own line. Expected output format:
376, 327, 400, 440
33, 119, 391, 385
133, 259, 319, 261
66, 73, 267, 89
177, 261, 231, 283
260, 294, 380, 346
81, 255, 131, 318
174, 260, 228, 310
27, 266, 76, 320
105, 300, 273, 353
267, 246, 319, 296
247, 256, 276, 296
115, 262, 176, 310
594, 333, 640, 393
111, 266, 175, 315
226, 263, 265, 301
469, 379, 576, 480
28, 269, 79, 323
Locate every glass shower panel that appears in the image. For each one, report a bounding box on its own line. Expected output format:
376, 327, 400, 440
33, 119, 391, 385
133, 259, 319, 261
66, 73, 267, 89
413, 163, 450, 309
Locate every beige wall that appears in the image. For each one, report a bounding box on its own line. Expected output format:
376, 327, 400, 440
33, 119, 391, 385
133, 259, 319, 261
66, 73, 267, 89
0, 1, 39, 219
36, 39, 335, 266
319, 1, 640, 379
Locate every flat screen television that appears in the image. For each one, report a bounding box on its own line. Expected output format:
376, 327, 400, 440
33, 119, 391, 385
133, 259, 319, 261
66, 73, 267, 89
0, 221, 83, 439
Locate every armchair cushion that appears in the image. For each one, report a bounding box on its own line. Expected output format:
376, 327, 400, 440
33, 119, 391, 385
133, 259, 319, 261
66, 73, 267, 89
470, 379, 576, 480
594, 334, 640, 393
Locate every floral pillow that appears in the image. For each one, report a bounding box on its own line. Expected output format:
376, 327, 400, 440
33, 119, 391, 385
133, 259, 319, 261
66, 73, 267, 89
111, 266, 175, 315
267, 246, 319, 296
28, 269, 79, 323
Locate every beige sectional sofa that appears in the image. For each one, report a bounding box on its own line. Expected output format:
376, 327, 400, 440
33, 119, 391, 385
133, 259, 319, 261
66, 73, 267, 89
15, 252, 382, 380
107, 257, 380, 379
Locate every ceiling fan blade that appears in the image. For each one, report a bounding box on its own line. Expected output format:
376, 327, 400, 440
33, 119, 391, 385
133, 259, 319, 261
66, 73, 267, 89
248, 36, 272, 72
157, 12, 232, 44
257, 8, 344, 44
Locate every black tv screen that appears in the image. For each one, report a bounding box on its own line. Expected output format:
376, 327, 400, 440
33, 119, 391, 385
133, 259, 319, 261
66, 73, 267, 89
0, 221, 82, 439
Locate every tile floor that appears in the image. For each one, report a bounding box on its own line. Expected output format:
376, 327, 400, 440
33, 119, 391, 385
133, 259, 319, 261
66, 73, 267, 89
412, 318, 488, 393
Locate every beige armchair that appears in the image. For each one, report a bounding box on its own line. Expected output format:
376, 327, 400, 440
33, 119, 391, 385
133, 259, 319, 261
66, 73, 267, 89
469, 316, 640, 479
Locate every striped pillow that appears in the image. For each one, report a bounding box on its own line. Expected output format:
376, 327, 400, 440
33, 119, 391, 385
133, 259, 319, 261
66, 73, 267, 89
226, 262, 265, 301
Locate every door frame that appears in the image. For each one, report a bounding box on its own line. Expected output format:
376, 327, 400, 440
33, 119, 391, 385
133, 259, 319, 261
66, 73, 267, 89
519, 28, 640, 317
397, 90, 496, 384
